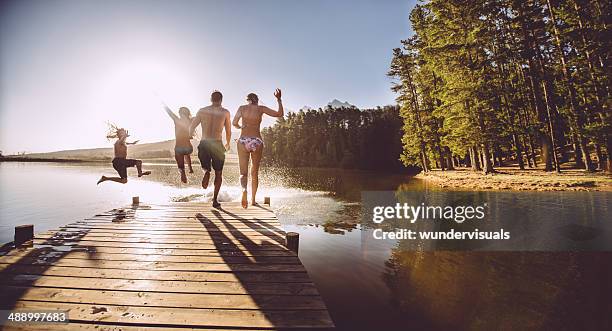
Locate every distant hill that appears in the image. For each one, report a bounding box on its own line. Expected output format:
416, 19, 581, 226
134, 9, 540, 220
23, 131, 242, 160
25, 140, 176, 161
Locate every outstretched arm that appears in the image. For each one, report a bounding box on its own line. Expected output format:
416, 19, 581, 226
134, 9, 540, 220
232, 107, 243, 129
160, 101, 178, 121
126, 140, 139, 145
261, 88, 284, 118
224, 111, 232, 151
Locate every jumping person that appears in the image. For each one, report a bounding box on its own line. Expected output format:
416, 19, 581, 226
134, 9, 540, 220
163, 104, 194, 183
97, 126, 151, 184
233, 89, 284, 208
189, 91, 231, 208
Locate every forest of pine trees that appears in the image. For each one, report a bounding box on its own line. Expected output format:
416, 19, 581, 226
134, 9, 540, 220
261, 106, 406, 171
389, 0, 610, 174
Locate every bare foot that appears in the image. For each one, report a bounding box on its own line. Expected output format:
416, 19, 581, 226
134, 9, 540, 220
180, 170, 187, 183
241, 191, 248, 209
251, 201, 259, 206
138, 171, 151, 177
97, 176, 106, 185
202, 171, 210, 189
212, 200, 221, 208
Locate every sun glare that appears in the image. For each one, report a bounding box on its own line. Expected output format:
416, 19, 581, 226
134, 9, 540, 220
91, 57, 201, 142
100, 58, 192, 105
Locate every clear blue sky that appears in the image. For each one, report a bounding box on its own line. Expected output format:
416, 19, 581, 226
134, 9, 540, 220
0, 0, 415, 153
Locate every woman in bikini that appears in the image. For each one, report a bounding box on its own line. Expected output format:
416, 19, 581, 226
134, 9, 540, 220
97, 125, 151, 185
232, 89, 284, 208
163, 104, 194, 183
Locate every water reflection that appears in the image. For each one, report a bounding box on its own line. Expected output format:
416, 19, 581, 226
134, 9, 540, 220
383, 250, 612, 330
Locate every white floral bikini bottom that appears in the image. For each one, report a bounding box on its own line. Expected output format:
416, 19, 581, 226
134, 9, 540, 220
238, 136, 264, 152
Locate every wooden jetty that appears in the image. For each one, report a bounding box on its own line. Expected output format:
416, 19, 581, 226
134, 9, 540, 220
0, 200, 334, 330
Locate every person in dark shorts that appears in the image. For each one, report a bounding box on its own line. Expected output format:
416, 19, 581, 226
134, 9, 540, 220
198, 139, 226, 173
162, 103, 195, 183
97, 126, 151, 184
189, 91, 231, 208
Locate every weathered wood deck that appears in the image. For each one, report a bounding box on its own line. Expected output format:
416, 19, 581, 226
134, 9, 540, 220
0, 201, 334, 330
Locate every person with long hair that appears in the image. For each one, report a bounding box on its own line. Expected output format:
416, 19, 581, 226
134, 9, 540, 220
163, 104, 194, 183
232, 89, 284, 208
97, 124, 151, 184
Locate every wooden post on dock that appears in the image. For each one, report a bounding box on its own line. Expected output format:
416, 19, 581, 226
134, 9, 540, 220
132, 196, 140, 205
14, 224, 33, 247
286, 232, 299, 254
264, 196, 270, 205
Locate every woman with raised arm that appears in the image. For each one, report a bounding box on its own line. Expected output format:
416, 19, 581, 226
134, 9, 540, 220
163, 104, 194, 183
232, 89, 284, 208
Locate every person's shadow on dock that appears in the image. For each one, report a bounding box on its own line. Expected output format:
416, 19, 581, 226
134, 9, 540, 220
215, 208, 286, 244
195, 209, 331, 329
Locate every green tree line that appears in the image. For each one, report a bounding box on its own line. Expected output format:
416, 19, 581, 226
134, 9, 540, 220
261, 106, 407, 171
389, 0, 610, 173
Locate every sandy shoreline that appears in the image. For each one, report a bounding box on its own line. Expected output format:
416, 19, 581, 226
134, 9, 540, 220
418, 168, 612, 192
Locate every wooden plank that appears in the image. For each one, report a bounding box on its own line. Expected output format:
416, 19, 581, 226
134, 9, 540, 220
52, 229, 284, 239
0, 274, 320, 295
91, 215, 279, 221
0, 256, 307, 272
4, 249, 301, 264
62, 222, 283, 229
31, 239, 286, 251
116, 215, 277, 220
0, 264, 312, 282
68, 223, 283, 232
76, 217, 282, 226
34, 234, 285, 245
125, 203, 274, 208
116, 205, 276, 211
117, 206, 276, 213
83, 218, 282, 225
2, 286, 326, 310
3, 301, 334, 329
93, 210, 277, 215
97, 211, 278, 217
77, 217, 282, 231
59, 224, 284, 232
95, 209, 277, 214
49, 228, 283, 236
21, 246, 296, 257
39, 230, 282, 240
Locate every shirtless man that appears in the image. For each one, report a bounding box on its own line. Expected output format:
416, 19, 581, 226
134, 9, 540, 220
189, 91, 231, 208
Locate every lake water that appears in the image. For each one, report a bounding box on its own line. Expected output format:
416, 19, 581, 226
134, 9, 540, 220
1, 162, 611, 330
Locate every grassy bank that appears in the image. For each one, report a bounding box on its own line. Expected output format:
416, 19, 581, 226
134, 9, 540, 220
418, 168, 612, 192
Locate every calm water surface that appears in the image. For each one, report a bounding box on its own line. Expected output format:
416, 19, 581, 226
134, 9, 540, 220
1, 162, 610, 330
